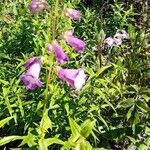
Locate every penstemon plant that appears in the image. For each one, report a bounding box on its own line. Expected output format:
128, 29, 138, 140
0, 0, 149, 149
0, 0, 96, 149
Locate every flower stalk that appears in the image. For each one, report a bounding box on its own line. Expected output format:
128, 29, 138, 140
44, 0, 59, 112
97, 43, 102, 68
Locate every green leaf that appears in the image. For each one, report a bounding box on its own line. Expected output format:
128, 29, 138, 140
39, 138, 64, 150
69, 118, 81, 137
96, 65, 111, 77
98, 115, 109, 130
0, 116, 13, 128
0, 79, 9, 85
130, 85, 139, 92
5, 97, 13, 116
78, 138, 92, 150
127, 105, 135, 120
17, 95, 24, 117
94, 87, 116, 112
0, 136, 23, 146
136, 100, 150, 112
40, 109, 52, 138
13, 4, 18, 16
45, 138, 64, 146
3, 87, 13, 116
39, 139, 48, 150
97, 29, 106, 44
126, 136, 136, 144
19, 131, 36, 147
139, 144, 148, 150
145, 127, 150, 136
132, 113, 140, 134
118, 98, 135, 108
65, 103, 70, 116
128, 24, 136, 40
36, 101, 43, 112
81, 119, 96, 138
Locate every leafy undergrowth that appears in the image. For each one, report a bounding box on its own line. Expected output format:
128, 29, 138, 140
0, 0, 149, 149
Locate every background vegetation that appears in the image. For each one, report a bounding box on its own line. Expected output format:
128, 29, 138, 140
0, 0, 149, 149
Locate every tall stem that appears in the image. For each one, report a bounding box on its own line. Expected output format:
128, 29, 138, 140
52, 0, 59, 40
97, 44, 102, 68
44, 0, 59, 112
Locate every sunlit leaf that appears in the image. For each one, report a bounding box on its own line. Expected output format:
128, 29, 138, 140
81, 119, 96, 138
0, 116, 13, 128
19, 131, 36, 147
69, 118, 81, 137
40, 109, 52, 138
0, 136, 23, 146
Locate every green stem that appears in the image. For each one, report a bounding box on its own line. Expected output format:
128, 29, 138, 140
97, 44, 102, 68
43, 0, 59, 112
52, 0, 59, 40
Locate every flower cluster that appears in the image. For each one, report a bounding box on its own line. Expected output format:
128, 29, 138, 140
103, 30, 129, 49
20, 3, 86, 90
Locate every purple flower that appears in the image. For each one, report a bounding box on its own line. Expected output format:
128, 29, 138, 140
62, 31, 86, 52
64, 8, 81, 20
103, 37, 114, 49
20, 57, 42, 90
28, 0, 48, 13
56, 67, 86, 90
47, 41, 68, 64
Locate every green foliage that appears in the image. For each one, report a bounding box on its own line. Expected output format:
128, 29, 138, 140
0, 0, 149, 149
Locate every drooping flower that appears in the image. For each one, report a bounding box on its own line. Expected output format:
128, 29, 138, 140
114, 30, 129, 40
64, 8, 81, 20
28, 0, 48, 13
103, 37, 114, 49
47, 41, 68, 64
113, 30, 129, 46
62, 31, 86, 52
20, 57, 42, 90
113, 37, 122, 46
56, 67, 86, 90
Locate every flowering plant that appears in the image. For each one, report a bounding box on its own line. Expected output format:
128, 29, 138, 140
20, 0, 87, 91
0, 0, 149, 149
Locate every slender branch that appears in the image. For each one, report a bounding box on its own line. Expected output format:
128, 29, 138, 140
97, 43, 102, 68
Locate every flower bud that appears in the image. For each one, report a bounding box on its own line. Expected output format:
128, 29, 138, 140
64, 8, 81, 20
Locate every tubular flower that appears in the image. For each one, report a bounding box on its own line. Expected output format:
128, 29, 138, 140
28, 0, 48, 13
62, 31, 86, 52
56, 67, 86, 90
47, 41, 68, 64
113, 30, 129, 46
114, 30, 129, 40
103, 37, 114, 49
64, 8, 81, 20
113, 37, 122, 46
20, 57, 42, 90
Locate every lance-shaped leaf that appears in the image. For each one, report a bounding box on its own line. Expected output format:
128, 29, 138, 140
0, 116, 13, 128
